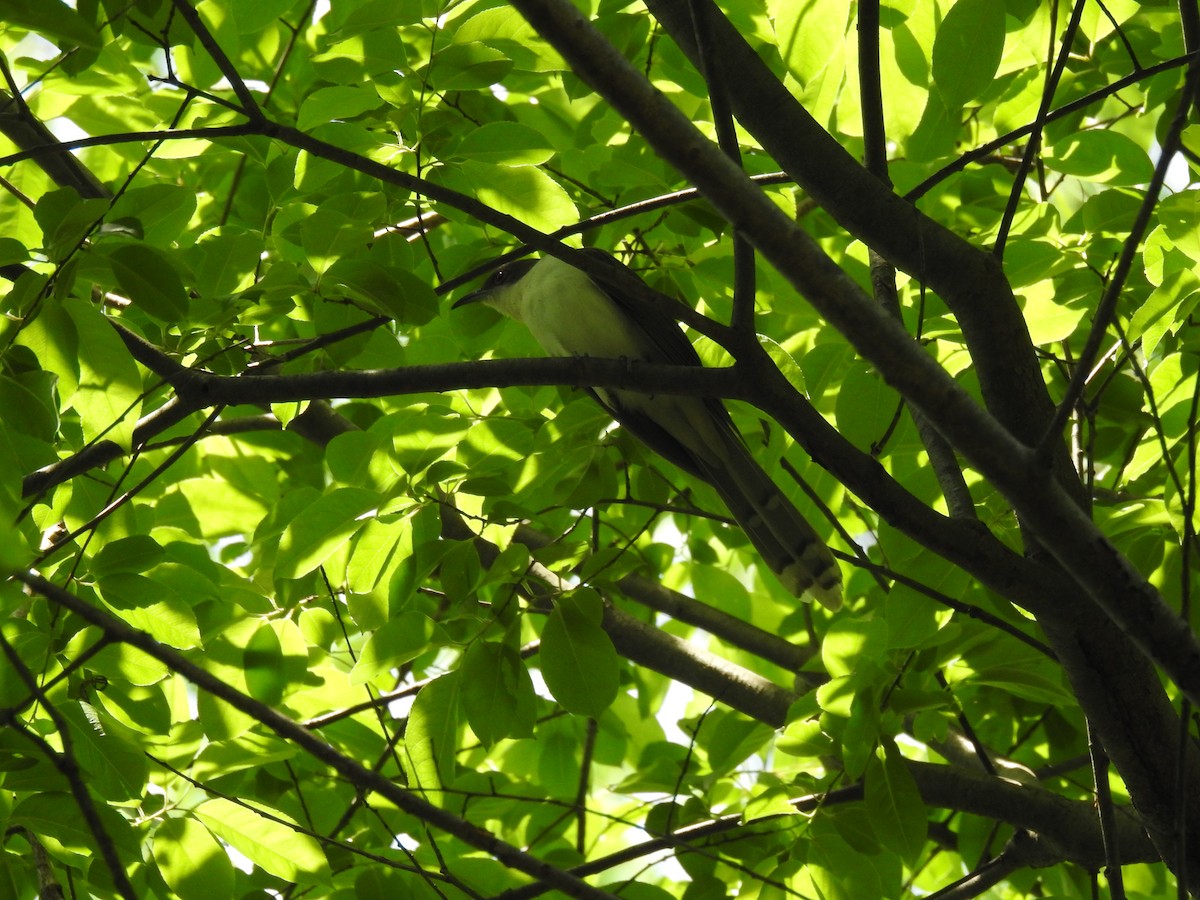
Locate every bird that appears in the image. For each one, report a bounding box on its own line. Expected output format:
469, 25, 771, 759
453, 249, 842, 610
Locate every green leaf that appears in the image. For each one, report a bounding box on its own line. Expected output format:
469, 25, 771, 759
277, 487, 381, 579
14, 298, 79, 401
1062, 188, 1141, 235
0, 236, 26, 267
97, 573, 201, 649
744, 783, 798, 821
196, 690, 257, 742
405, 673, 462, 791
865, 741, 927, 865
298, 207, 374, 275
326, 429, 388, 487
108, 184, 197, 246
390, 407, 471, 476
835, 364, 898, 451
1128, 268, 1200, 351
93, 642, 169, 687
821, 616, 887, 679
461, 641, 536, 744
0, 373, 57, 441
229, 0, 304, 33
321, 258, 438, 324
350, 610, 435, 685
539, 589, 619, 717
195, 798, 328, 884
959, 664, 1075, 705
828, 806, 881, 855
61, 702, 149, 803
807, 825, 894, 900
704, 713, 774, 780
0, 0, 101, 49
769, 0, 852, 88
105, 243, 190, 322
91, 535, 165, 577
455, 5, 564, 73
456, 122, 554, 166
11, 792, 139, 865
189, 230, 262, 297
33, 190, 105, 261
1018, 282, 1089, 345
153, 817, 236, 900
346, 517, 406, 593
297, 85, 384, 131
331, 0, 421, 36
443, 162, 578, 235
0, 621, 49, 708
841, 683, 881, 780
63, 299, 142, 448
423, 42, 513, 90
244, 623, 285, 704
1043, 131, 1154, 186
907, 89, 959, 161
932, 0, 1005, 107
777, 719, 834, 759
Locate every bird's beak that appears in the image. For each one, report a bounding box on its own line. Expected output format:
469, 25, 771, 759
452, 288, 491, 309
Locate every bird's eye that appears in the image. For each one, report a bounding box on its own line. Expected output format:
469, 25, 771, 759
482, 267, 509, 290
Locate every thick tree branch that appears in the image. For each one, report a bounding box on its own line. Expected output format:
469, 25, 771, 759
500, 760, 1158, 899
505, 0, 1200, 878
908, 760, 1155, 868
513, 524, 815, 674
105, 321, 1200, 759
643, 0, 1083, 507
440, 503, 798, 725
854, 3, 975, 519
506, 0, 1200, 715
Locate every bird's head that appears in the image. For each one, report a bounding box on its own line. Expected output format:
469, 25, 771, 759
452, 258, 540, 319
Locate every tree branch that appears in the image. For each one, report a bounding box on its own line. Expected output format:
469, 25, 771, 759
498, 760, 1158, 899
13, 572, 617, 900
642, 0, 1083, 506
506, 0, 1200, 718
440, 503, 799, 726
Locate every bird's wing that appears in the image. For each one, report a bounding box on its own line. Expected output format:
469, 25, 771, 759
573, 251, 841, 606
575, 249, 743, 473
574, 249, 705, 368
568, 250, 739, 482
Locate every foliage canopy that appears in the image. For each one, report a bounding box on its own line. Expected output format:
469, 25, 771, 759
1, 0, 1199, 898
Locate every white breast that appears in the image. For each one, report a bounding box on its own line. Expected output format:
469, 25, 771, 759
514, 257, 656, 360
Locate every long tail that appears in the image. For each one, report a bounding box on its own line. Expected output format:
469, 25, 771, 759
698, 431, 843, 610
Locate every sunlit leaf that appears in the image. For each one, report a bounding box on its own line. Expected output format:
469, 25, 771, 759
456, 122, 554, 166
931, 0, 1005, 107
277, 487, 381, 579
0, 0, 101, 48
350, 610, 435, 685
461, 640, 536, 744
195, 798, 329, 884
865, 741, 927, 865
153, 817, 236, 900
63, 299, 142, 448
405, 673, 462, 792
539, 589, 619, 718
